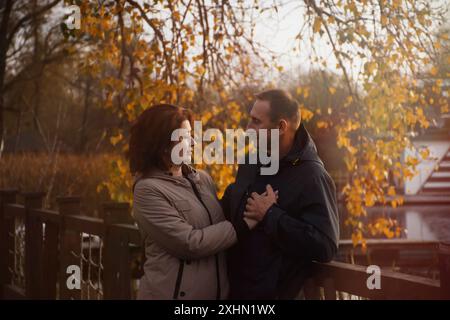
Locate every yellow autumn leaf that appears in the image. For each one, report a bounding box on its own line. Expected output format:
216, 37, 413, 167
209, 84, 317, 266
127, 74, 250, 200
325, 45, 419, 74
365, 192, 375, 207
430, 66, 438, 76
110, 133, 123, 146
419, 148, 430, 160
195, 65, 206, 75
329, 87, 336, 95
387, 186, 396, 196
365, 61, 377, 74
351, 231, 362, 247
317, 121, 328, 129
303, 87, 310, 98
313, 17, 322, 33
300, 108, 314, 121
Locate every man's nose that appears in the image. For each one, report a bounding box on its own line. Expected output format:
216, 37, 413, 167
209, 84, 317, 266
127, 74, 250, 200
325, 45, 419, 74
190, 136, 197, 146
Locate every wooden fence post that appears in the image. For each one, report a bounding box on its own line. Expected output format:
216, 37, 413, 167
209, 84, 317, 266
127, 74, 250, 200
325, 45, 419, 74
323, 277, 337, 300
23, 192, 45, 299
41, 210, 60, 299
57, 196, 82, 300
439, 242, 450, 299
0, 190, 18, 299
102, 202, 133, 300
303, 278, 321, 300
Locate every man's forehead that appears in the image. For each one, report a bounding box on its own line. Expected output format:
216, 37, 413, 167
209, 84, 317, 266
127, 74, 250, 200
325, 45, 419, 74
251, 99, 271, 117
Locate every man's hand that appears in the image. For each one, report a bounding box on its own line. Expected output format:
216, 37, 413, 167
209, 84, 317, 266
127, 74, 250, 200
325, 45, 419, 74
243, 217, 259, 230
244, 184, 278, 222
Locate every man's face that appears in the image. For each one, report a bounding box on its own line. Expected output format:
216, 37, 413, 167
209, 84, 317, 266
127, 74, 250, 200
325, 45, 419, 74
247, 99, 275, 132
247, 99, 279, 154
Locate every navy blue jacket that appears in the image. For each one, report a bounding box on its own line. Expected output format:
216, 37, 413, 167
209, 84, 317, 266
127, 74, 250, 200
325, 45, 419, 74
221, 122, 339, 299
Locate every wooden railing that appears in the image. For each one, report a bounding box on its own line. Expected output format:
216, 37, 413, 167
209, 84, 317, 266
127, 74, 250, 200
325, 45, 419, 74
0, 190, 143, 300
303, 261, 443, 300
1, 190, 449, 300
337, 239, 441, 275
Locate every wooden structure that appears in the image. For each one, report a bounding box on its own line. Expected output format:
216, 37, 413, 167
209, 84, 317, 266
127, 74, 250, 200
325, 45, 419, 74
1, 190, 449, 300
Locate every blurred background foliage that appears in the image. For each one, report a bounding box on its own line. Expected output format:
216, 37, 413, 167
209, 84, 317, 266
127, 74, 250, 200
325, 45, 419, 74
1, 0, 449, 247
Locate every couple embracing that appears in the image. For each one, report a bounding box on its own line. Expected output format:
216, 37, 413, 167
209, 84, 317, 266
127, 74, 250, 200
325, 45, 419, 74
130, 89, 339, 300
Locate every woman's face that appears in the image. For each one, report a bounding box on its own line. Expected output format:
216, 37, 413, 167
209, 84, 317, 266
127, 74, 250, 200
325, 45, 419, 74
173, 120, 195, 164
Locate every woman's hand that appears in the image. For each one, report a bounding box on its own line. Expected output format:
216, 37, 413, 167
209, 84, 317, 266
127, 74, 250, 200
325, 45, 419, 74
243, 216, 259, 230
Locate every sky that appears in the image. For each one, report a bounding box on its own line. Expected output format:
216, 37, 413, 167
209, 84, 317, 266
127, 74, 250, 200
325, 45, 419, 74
49, 0, 449, 83
251, 0, 450, 81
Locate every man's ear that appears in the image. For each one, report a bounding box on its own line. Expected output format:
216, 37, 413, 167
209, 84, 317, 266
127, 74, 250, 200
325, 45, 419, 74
278, 119, 288, 135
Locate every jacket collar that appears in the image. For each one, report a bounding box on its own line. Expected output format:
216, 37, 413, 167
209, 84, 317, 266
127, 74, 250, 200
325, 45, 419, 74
134, 164, 200, 188
281, 122, 323, 166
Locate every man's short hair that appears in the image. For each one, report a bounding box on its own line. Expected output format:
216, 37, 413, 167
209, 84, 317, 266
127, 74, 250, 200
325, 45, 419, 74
255, 89, 300, 127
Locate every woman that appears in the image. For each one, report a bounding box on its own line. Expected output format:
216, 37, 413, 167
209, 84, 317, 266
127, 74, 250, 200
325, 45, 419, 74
129, 104, 256, 300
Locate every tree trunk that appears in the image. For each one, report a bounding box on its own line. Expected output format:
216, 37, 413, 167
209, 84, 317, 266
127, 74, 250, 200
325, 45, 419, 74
14, 109, 22, 153
32, 0, 43, 133
0, 0, 14, 157
78, 77, 92, 153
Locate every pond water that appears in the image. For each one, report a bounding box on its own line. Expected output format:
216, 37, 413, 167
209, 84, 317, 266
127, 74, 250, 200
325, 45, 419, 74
366, 205, 450, 243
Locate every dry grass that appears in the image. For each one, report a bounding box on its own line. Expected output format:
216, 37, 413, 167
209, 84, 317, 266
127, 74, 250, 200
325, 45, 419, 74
0, 153, 114, 217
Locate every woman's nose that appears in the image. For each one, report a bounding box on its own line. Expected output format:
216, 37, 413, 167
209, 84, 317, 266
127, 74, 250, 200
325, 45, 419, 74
191, 136, 197, 146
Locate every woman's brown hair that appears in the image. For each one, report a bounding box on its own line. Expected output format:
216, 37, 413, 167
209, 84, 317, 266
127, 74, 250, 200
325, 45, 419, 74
128, 104, 193, 175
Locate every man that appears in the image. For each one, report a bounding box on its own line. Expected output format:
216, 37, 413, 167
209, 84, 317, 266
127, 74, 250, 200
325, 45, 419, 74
221, 89, 339, 299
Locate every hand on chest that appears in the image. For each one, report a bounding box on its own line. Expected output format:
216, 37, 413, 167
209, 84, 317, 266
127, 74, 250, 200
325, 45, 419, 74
248, 174, 303, 215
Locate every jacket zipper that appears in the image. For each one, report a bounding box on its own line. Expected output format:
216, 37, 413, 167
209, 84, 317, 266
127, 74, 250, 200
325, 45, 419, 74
187, 179, 222, 300
173, 260, 185, 299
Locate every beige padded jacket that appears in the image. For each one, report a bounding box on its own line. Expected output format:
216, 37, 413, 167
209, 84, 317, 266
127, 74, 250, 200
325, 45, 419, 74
133, 165, 237, 300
